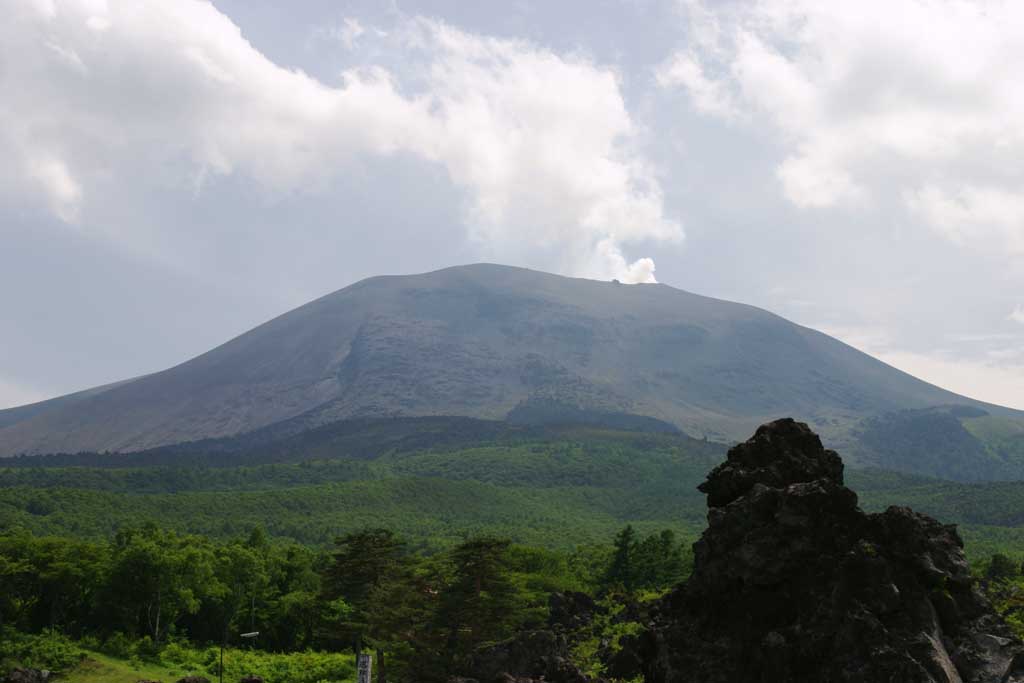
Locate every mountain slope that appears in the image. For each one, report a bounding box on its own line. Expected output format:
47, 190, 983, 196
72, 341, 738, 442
0, 264, 1018, 467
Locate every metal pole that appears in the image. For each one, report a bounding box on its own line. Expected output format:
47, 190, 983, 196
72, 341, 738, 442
240, 632, 259, 679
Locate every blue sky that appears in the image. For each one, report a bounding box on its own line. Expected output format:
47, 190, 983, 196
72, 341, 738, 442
2, 0, 1023, 409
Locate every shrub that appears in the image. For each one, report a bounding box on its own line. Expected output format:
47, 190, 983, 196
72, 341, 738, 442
134, 635, 162, 661
213, 649, 355, 683
988, 553, 1019, 581
0, 628, 85, 672
101, 632, 135, 659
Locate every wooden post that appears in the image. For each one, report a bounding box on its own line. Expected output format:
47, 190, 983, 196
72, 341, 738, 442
357, 653, 373, 683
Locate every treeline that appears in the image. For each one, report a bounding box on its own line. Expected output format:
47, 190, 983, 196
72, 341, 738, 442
1, 523, 687, 681
1, 417, 722, 469
0, 435, 717, 550
1, 525, 321, 650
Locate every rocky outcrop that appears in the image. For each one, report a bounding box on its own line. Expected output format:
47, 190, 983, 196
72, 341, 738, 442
453, 592, 607, 683
548, 591, 600, 634
468, 631, 587, 682
2, 669, 51, 683
633, 418, 1024, 683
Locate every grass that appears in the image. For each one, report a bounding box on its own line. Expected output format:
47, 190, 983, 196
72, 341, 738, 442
59, 648, 358, 683
62, 652, 196, 683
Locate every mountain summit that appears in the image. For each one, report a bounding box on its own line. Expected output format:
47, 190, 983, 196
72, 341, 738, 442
1, 264, 1019, 475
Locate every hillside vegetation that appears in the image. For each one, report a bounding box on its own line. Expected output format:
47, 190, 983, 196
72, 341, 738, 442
847, 406, 1024, 480
0, 423, 722, 549
5, 419, 1024, 559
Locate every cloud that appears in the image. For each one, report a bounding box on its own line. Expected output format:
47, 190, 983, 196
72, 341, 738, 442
327, 18, 367, 50
0, 0, 680, 283
27, 156, 82, 222
656, 52, 740, 120
871, 349, 1024, 411
661, 0, 1024, 256
1011, 306, 1024, 325
0, 377, 47, 410
821, 324, 1024, 410
905, 185, 1024, 255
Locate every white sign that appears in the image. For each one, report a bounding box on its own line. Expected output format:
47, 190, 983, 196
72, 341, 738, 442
357, 654, 373, 683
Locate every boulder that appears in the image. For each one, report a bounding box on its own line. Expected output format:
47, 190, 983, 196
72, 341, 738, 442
548, 591, 600, 634
2, 669, 50, 683
633, 418, 1024, 683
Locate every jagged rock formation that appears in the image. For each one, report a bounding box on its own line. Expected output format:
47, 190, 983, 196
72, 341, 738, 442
464, 630, 589, 683
634, 418, 1024, 683
452, 592, 606, 683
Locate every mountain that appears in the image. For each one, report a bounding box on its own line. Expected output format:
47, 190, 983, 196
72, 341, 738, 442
2, 264, 1021, 479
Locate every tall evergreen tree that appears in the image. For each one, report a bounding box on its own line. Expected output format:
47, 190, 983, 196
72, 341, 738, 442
438, 536, 523, 672
605, 525, 638, 591
323, 529, 409, 683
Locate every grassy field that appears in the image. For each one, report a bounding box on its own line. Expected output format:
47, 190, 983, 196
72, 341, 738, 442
52, 648, 357, 683
63, 652, 194, 683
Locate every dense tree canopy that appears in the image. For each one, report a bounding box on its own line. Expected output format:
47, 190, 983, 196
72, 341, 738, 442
0, 523, 691, 682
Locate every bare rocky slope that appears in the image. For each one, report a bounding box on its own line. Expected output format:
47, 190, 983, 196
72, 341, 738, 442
1, 264, 1020, 478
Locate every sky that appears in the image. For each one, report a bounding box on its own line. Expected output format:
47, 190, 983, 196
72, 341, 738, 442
1, 0, 1023, 410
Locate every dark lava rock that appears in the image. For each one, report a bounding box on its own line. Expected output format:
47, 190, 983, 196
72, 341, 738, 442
633, 418, 1024, 683
2, 669, 50, 683
452, 591, 607, 683
238, 677, 263, 683
548, 591, 601, 634
175, 677, 209, 683
464, 630, 599, 683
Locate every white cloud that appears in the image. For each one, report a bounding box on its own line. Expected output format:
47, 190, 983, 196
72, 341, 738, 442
0, 377, 47, 410
821, 324, 1024, 410
1010, 306, 1024, 325
333, 18, 367, 50
905, 185, 1024, 255
28, 156, 83, 223
871, 349, 1024, 411
662, 0, 1024, 256
656, 52, 740, 120
0, 1, 680, 283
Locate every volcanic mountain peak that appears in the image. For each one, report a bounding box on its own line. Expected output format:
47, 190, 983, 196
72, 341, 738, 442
1, 264, 1020, 481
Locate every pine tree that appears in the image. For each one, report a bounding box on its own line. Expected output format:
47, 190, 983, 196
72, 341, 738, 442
322, 529, 410, 683
438, 536, 523, 671
605, 525, 638, 591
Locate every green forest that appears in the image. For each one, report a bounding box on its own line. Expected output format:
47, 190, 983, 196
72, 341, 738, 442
7, 422, 1024, 681
1, 523, 685, 682
6, 429, 1024, 557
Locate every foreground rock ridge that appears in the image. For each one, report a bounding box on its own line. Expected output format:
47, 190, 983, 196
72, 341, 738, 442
633, 418, 1024, 683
